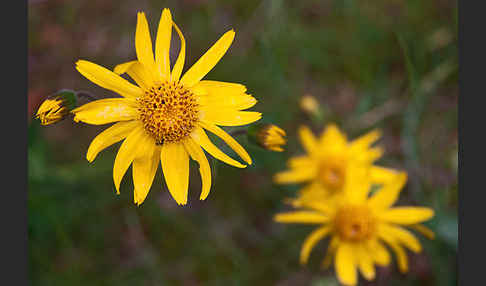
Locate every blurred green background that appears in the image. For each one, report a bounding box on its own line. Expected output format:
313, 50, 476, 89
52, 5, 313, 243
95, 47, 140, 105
28, 0, 457, 285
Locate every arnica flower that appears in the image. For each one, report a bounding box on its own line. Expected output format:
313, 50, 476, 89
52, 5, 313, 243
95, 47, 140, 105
274, 167, 435, 286
274, 124, 398, 206
36, 90, 77, 125
71, 9, 261, 205
300, 94, 319, 116
248, 123, 287, 152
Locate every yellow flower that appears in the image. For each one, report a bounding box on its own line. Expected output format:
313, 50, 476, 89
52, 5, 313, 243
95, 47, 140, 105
249, 123, 287, 152
274, 168, 435, 286
274, 124, 398, 205
71, 9, 261, 205
300, 94, 319, 116
36, 91, 77, 125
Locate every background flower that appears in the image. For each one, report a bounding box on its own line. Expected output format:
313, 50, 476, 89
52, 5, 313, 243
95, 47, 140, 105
28, 0, 457, 285
275, 168, 435, 286
274, 124, 399, 206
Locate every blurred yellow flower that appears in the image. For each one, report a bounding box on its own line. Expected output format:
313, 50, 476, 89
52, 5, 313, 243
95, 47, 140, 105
274, 124, 398, 205
72, 9, 261, 205
274, 168, 435, 286
249, 123, 287, 152
300, 94, 319, 116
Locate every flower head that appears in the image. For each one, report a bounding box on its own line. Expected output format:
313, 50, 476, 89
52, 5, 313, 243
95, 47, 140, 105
274, 168, 435, 286
71, 9, 261, 205
300, 94, 319, 116
248, 123, 287, 152
36, 90, 77, 125
274, 124, 399, 205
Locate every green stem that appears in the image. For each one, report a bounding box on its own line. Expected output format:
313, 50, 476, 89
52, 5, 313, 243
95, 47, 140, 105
229, 129, 248, 137
75, 91, 97, 102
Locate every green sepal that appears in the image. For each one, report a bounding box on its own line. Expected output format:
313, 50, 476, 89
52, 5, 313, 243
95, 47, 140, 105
54, 89, 78, 111
246, 123, 265, 147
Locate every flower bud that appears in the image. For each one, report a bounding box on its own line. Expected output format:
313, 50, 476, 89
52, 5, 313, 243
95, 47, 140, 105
248, 123, 287, 152
300, 94, 319, 116
36, 90, 77, 125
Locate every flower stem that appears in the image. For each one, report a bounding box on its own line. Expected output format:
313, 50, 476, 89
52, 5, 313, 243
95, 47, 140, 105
229, 129, 248, 137
75, 91, 97, 102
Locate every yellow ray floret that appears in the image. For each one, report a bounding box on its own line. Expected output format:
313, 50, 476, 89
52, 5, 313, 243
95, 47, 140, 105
274, 168, 435, 286
71, 9, 261, 205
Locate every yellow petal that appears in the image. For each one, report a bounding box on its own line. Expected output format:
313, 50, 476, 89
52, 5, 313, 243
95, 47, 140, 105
192, 80, 251, 110
367, 239, 391, 266
161, 142, 190, 205
321, 236, 339, 269
319, 124, 348, 148
349, 129, 381, 151
334, 243, 358, 286
343, 163, 372, 204
302, 199, 335, 214
192, 80, 246, 95
86, 120, 141, 162
197, 91, 257, 111
362, 147, 384, 163
113, 126, 149, 194
369, 166, 401, 185
377, 207, 435, 225
298, 126, 318, 154
378, 224, 422, 253
180, 29, 235, 88
136, 12, 156, 75
291, 187, 333, 210
368, 172, 407, 209
113, 61, 136, 75
155, 9, 172, 81
114, 60, 155, 89
183, 138, 212, 200
356, 245, 375, 281
287, 155, 314, 168
170, 21, 186, 82
199, 107, 261, 126
273, 211, 329, 224
273, 167, 317, 184
199, 121, 252, 165
71, 98, 139, 125
300, 226, 331, 264
75, 60, 143, 98
191, 127, 246, 168
382, 238, 409, 273
132, 144, 160, 205
409, 224, 435, 240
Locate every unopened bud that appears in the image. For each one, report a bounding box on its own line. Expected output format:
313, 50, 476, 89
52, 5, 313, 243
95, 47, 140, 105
248, 123, 287, 152
300, 94, 319, 116
36, 90, 77, 125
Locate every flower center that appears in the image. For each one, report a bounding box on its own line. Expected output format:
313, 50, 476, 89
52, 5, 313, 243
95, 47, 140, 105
318, 158, 346, 191
138, 81, 198, 144
334, 205, 375, 242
